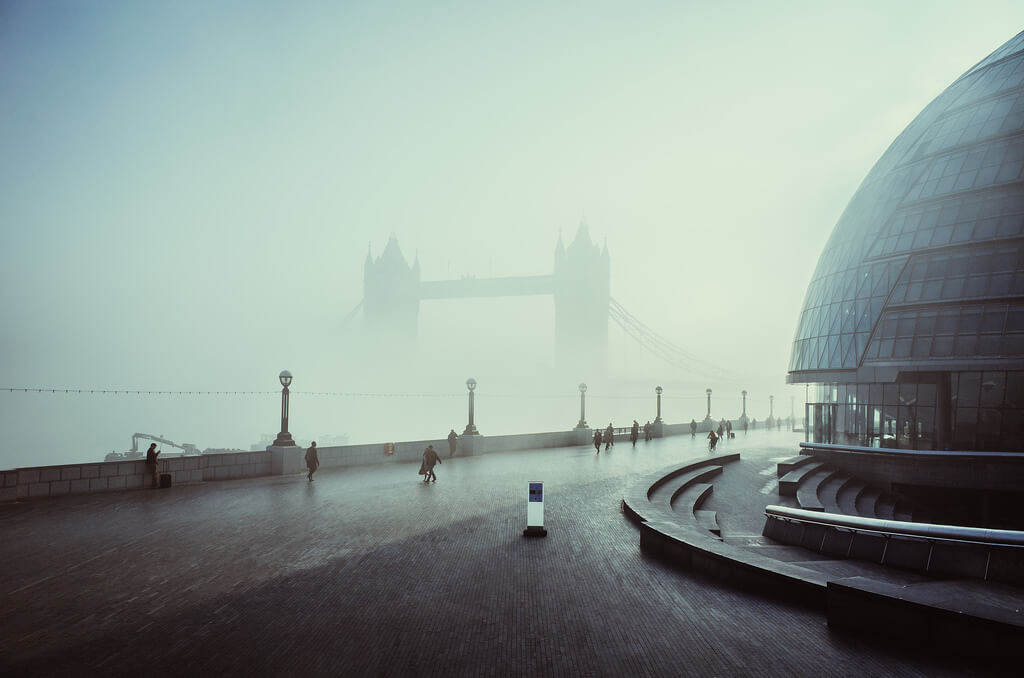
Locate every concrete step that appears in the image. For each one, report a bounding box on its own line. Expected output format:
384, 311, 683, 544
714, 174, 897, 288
796, 468, 832, 512
855, 485, 881, 518
835, 477, 863, 516
779, 460, 824, 496
818, 473, 850, 514
777, 454, 816, 476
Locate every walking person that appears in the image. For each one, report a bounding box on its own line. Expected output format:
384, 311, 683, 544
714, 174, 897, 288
630, 420, 639, 447
690, 420, 697, 438
422, 444, 441, 482
145, 443, 160, 488
305, 441, 319, 482
593, 428, 603, 454
604, 422, 614, 450
447, 429, 458, 458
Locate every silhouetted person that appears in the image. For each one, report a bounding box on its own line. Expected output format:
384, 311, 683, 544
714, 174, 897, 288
630, 420, 639, 447
707, 430, 718, 453
604, 423, 614, 450
644, 421, 652, 441
447, 429, 458, 457
422, 444, 441, 482
726, 420, 732, 439
594, 429, 603, 454
690, 420, 697, 438
716, 423, 724, 441
743, 419, 748, 434
305, 441, 319, 482
145, 443, 160, 488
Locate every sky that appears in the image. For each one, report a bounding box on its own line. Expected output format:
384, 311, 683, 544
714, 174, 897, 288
2, 1, 1023, 468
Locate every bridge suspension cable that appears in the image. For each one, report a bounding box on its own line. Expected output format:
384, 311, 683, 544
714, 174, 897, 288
608, 297, 737, 381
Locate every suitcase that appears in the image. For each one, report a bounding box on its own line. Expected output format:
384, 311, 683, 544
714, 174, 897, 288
159, 473, 172, 489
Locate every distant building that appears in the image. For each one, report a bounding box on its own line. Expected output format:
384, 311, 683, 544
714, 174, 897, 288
788, 31, 1024, 452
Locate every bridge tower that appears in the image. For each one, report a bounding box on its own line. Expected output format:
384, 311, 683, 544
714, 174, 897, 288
553, 224, 610, 375
363, 235, 420, 340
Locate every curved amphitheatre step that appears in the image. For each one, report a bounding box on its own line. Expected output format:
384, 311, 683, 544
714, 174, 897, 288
622, 453, 740, 529
835, 477, 864, 515
817, 473, 851, 514
855, 485, 882, 517
795, 468, 834, 512
776, 454, 816, 476
778, 460, 824, 496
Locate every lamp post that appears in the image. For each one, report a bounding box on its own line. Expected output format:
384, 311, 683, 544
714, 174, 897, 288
576, 383, 588, 429
655, 386, 663, 424
705, 388, 713, 422
272, 370, 296, 447
739, 389, 749, 427
769, 395, 775, 427
464, 378, 479, 435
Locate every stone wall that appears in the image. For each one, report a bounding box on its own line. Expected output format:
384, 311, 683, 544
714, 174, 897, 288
0, 451, 272, 502
1, 425, 678, 502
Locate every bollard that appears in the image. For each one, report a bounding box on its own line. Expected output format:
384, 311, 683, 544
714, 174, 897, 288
524, 481, 547, 537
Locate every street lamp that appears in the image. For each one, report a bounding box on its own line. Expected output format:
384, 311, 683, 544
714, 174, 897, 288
576, 383, 588, 429
272, 370, 296, 447
705, 388, 713, 421
464, 378, 479, 435
655, 386, 664, 424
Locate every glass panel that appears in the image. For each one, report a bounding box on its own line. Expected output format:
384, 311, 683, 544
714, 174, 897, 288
981, 372, 1006, 407
958, 372, 982, 407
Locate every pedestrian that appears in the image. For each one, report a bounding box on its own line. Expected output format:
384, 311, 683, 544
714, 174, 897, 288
305, 441, 319, 482
593, 428, 603, 454
743, 419, 748, 434
605, 422, 614, 450
644, 421, 652, 441
630, 420, 639, 447
707, 430, 718, 453
690, 419, 697, 438
145, 443, 160, 488
422, 444, 441, 482
447, 429, 458, 458
726, 420, 732, 439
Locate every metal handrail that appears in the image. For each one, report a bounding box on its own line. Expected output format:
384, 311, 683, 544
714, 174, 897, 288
764, 505, 1024, 548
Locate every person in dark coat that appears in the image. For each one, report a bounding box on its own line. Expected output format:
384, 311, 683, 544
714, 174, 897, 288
422, 444, 441, 482
305, 441, 319, 482
604, 423, 614, 450
593, 428, 603, 454
690, 420, 697, 438
145, 443, 160, 488
447, 429, 458, 457
630, 420, 639, 447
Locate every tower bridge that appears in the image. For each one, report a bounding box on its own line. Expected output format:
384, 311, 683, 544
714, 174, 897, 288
355, 223, 723, 378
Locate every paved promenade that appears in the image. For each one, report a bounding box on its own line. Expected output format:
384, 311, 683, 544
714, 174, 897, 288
0, 431, 999, 676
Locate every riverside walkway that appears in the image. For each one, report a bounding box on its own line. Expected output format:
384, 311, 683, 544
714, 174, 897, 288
0, 431, 996, 676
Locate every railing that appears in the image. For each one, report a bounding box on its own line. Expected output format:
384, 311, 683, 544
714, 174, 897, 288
764, 504, 1024, 581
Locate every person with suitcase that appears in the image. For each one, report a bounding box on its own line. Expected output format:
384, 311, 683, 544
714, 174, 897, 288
145, 443, 160, 488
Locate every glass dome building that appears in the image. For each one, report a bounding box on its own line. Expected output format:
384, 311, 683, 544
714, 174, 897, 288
789, 31, 1024, 452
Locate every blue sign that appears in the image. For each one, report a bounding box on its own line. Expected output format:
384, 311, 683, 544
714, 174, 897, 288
529, 482, 543, 502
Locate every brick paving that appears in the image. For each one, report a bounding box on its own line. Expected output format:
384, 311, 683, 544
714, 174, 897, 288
0, 431, 995, 676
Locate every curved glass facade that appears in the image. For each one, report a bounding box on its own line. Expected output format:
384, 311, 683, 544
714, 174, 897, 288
789, 31, 1024, 452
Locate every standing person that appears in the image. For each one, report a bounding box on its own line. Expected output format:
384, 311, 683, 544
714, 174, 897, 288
643, 421, 652, 441
726, 420, 732, 439
145, 443, 160, 488
422, 444, 441, 482
630, 420, 639, 447
690, 420, 697, 438
305, 441, 319, 482
743, 419, 748, 434
593, 428, 603, 454
447, 429, 458, 458
604, 422, 614, 450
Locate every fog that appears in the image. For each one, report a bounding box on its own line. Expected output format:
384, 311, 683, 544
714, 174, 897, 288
2, 2, 1022, 469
